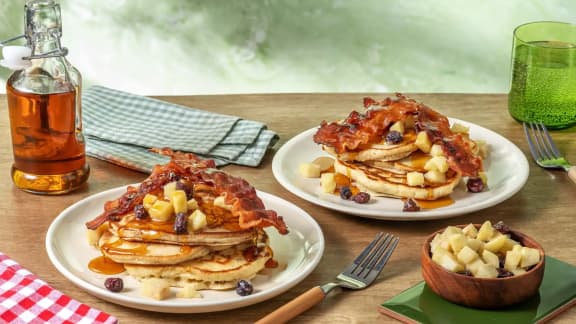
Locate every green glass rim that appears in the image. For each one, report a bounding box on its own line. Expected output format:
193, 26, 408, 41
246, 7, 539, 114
513, 21, 576, 49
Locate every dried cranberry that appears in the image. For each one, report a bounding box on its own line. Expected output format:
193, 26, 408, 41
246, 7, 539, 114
403, 198, 421, 212
352, 192, 371, 204
104, 277, 123, 292
493, 221, 511, 234
466, 177, 484, 193
176, 181, 194, 200
339, 186, 353, 200
497, 268, 514, 278
167, 171, 180, 182
174, 212, 188, 234
457, 270, 473, 277
385, 130, 403, 145
134, 204, 148, 219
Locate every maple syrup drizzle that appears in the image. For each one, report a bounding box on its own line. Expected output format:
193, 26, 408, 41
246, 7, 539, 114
411, 196, 455, 209
88, 256, 125, 275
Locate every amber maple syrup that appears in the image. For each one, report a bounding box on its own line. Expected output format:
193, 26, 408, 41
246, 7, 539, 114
7, 83, 89, 194
3, 0, 89, 194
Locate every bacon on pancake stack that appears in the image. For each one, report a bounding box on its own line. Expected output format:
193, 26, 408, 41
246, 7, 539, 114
86, 149, 288, 299
310, 94, 487, 211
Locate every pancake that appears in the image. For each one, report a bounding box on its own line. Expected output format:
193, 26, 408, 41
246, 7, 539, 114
334, 159, 462, 200
322, 130, 419, 162
108, 214, 258, 246
124, 233, 272, 290
98, 231, 237, 265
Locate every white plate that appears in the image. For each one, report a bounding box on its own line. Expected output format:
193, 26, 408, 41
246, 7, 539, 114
272, 118, 529, 221
45, 186, 324, 313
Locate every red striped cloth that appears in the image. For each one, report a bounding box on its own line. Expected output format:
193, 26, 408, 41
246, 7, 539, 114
0, 252, 117, 324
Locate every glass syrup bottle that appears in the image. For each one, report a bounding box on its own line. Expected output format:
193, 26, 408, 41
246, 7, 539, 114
5, 0, 89, 194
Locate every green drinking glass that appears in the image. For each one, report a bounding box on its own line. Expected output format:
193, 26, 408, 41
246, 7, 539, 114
508, 21, 576, 129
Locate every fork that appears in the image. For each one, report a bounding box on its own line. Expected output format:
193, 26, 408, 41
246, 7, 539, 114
255, 232, 399, 324
523, 121, 576, 184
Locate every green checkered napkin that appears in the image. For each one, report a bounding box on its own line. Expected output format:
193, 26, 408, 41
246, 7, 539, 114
83, 86, 278, 173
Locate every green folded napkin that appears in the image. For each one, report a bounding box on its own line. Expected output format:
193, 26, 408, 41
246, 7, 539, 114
83, 86, 278, 172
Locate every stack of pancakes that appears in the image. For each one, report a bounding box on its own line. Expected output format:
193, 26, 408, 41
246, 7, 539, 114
86, 151, 288, 291
314, 94, 485, 201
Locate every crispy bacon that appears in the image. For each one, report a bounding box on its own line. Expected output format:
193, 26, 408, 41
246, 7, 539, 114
314, 94, 483, 177
86, 149, 288, 235
313, 93, 420, 153
415, 105, 483, 176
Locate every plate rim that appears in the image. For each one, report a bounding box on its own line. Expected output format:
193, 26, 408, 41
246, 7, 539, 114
45, 185, 325, 313
272, 118, 529, 221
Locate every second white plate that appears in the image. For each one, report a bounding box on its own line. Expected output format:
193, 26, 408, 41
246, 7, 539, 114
272, 118, 529, 221
45, 186, 324, 313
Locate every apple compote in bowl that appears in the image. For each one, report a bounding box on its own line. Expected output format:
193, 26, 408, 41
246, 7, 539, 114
421, 221, 545, 309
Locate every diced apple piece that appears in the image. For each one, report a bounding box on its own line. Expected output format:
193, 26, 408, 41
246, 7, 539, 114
476, 140, 488, 159
512, 268, 527, 276
478, 171, 488, 186
482, 250, 500, 268
86, 223, 109, 247
213, 196, 233, 210
171, 190, 188, 214
187, 198, 199, 210
430, 233, 443, 252
407, 171, 424, 186
520, 247, 541, 268
462, 223, 478, 238
177, 285, 202, 299
140, 278, 171, 300
484, 234, 508, 253
149, 200, 174, 222
143, 193, 158, 210
424, 156, 448, 173
431, 247, 449, 264
188, 209, 207, 232
449, 233, 467, 253
476, 220, 494, 241
502, 238, 520, 252
443, 226, 463, 236
429, 144, 444, 157
475, 263, 499, 278
466, 238, 483, 252
466, 258, 485, 275
163, 181, 177, 201
415, 131, 432, 153
299, 162, 321, 178
390, 121, 405, 134
457, 246, 479, 264
424, 170, 446, 184
437, 252, 464, 272
504, 249, 522, 271
450, 123, 469, 134
312, 156, 335, 172
320, 172, 337, 193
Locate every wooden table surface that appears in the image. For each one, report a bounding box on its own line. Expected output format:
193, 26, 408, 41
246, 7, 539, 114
0, 93, 575, 323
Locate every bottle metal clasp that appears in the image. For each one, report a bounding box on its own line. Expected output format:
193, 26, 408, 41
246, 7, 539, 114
1, 33, 68, 70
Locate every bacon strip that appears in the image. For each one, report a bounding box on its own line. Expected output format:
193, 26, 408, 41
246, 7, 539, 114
314, 94, 483, 177
86, 149, 288, 235
415, 105, 482, 176
313, 93, 420, 153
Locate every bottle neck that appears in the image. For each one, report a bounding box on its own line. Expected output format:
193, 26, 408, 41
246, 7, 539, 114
30, 35, 62, 56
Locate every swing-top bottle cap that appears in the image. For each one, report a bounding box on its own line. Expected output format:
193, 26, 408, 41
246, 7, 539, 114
0, 45, 32, 70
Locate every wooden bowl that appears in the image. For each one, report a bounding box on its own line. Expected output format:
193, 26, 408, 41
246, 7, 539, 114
421, 224, 545, 309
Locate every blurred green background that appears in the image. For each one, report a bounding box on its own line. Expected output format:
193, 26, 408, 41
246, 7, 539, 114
1, 0, 575, 95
